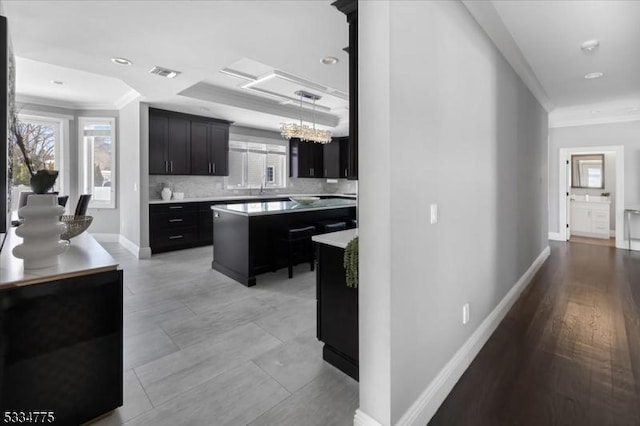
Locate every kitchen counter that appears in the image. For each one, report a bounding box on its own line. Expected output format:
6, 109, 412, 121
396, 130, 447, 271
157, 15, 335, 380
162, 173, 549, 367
312, 228, 357, 248
149, 193, 356, 204
213, 198, 356, 216
1, 227, 119, 289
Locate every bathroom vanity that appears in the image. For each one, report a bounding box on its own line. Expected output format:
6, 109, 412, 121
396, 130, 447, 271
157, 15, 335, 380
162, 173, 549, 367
571, 196, 611, 239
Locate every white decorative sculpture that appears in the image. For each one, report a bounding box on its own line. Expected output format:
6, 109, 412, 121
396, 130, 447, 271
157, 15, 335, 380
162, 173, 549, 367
12, 194, 69, 269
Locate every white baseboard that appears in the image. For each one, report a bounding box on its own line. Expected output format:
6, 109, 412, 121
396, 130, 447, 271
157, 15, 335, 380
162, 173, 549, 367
90, 232, 120, 243
118, 235, 151, 259
548, 232, 563, 241
394, 246, 551, 426
354, 409, 383, 426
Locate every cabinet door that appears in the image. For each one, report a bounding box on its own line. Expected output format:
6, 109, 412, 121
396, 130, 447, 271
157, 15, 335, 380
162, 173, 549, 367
167, 117, 191, 174
290, 139, 309, 178
190, 121, 210, 175
149, 114, 169, 174
210, 124, 229, 176
323, 140, 340, 178
570, 205, 591, 234
310, 142, 324, 178
339, 137, 349, 178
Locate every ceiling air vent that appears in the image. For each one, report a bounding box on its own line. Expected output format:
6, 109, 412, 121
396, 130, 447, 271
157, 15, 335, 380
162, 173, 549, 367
149, 66, 181, 79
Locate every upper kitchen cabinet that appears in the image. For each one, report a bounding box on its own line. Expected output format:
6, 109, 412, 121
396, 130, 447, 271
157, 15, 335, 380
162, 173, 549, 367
323, 137, 349, 178
191, 120, 230, 176
149, 108, 231, 176
332, 0, 358, 179
290, 138, 324, 178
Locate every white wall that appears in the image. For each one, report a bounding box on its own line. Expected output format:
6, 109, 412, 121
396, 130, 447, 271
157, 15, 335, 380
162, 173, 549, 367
359, 1, 548, 424
118, 99, 141, 246
549, 121, 640, 237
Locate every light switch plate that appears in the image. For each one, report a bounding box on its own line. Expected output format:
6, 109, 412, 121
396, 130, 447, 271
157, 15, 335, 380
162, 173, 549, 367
430, 203, 438, 224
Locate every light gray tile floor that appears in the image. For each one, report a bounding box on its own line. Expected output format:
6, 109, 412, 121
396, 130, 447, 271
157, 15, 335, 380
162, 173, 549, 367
90, 243, 358, 426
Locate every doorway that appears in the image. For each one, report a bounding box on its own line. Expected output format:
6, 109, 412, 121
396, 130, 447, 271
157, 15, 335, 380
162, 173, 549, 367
558, 146, 625, 248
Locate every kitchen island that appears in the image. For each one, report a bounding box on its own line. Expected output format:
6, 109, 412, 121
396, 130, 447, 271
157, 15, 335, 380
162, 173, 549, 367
0, 229, 123, 424
212, 198, 356, 286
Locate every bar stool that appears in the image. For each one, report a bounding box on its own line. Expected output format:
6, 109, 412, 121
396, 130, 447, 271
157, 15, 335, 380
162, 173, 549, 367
282, 225, 317, 279
316, 220, 347, 234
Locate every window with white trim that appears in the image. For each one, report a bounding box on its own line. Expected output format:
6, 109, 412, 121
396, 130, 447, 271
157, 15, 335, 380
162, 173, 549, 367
227, 141, 287, 189
78, 117, 116, 208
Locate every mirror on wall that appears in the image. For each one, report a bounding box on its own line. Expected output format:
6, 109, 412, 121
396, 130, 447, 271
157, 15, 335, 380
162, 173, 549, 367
571, 154, 604, 189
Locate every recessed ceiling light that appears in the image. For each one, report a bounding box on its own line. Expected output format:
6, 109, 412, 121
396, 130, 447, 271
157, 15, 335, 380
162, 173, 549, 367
50, 80, 63, 85
111, 57, 132, 66
581, 39, 600, 53
321, 56, 339, 65
584, 72, 604, 80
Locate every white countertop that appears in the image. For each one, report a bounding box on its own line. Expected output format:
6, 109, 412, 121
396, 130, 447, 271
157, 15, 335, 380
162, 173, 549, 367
213, 198, 356, 216
313, 228, 358, 249
570, 195, 611, 204
149, 193, 356, 204
1, 228, 119, 289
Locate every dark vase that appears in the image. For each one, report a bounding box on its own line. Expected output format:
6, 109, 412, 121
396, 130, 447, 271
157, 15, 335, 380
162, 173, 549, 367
30, 170, 59, 194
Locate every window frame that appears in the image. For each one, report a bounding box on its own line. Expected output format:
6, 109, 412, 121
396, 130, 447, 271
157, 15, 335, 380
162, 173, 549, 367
226, 140, 287, 189
78, 116, 117, 209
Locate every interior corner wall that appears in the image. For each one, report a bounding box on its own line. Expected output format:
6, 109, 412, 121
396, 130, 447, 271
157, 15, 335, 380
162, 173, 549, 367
118, 99, 141, 245
548, 121, 640, 234
360, 1, 549, 424
139, 103, 149, 250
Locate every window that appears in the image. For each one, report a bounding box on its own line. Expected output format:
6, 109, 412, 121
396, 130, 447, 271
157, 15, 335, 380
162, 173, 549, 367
78, 117, 116, 208
10, 115, 64, 212
227, 141, 287, 189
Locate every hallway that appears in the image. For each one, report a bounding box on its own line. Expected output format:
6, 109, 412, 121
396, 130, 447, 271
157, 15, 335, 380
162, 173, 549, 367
430, 242, 640, 425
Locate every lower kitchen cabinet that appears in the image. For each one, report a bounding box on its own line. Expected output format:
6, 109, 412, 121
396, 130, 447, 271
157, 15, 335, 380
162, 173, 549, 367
149, 203, 199, 253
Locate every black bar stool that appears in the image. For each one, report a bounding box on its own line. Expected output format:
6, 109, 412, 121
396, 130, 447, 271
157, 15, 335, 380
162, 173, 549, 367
282, 225, 317, 279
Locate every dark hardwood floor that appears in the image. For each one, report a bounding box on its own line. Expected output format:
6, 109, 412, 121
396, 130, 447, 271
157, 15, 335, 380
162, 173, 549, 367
430, 242, 640, 426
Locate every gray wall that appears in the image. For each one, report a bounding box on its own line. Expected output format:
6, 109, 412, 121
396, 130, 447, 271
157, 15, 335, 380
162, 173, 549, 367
359, 1, 549, 424
549, 121, 640, 235
15, 102, 120, 234
118, 99, 141, 245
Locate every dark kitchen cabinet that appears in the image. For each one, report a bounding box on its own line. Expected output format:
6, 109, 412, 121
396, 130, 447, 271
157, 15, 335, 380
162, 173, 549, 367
333, 0, 358, 179
191, 120, 229, 176
323, 137, 349, 178
149, 108, 191, 175
290, 138, 324, 178
149, 108, 230, 176
149, 203, 199, 253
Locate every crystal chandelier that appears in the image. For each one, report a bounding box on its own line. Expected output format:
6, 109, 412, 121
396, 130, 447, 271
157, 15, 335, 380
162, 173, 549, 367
281, 90, 332, 144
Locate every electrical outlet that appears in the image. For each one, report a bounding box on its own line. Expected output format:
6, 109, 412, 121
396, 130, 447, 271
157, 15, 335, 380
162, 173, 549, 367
462, 303, 470, 324
430, 203, 438, 224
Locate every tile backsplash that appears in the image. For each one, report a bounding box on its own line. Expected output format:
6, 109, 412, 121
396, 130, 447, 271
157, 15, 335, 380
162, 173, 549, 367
149, 176, 357, 200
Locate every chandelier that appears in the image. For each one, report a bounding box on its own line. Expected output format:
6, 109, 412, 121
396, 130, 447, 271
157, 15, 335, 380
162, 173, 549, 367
281, 90, 332, 144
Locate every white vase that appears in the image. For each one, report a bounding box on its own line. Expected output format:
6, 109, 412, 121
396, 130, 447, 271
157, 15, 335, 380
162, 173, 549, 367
12, 194, 70, 269
161, 187, 172, 201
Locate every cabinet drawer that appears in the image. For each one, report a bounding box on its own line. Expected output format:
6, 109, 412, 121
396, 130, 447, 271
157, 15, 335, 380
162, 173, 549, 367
592, 210, 609, 221
150, 211, 198, 231
591, 221, 609, 233
150, 203, 198, 215
150, 229, 198, 250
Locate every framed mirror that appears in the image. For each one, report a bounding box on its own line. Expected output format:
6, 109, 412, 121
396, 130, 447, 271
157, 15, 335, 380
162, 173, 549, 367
571, 154, 604, 189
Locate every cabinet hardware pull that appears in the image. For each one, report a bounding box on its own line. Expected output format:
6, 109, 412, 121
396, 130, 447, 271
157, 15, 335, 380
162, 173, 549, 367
169, 235, 184, 240
170, 161, 173, 173
169, 219, 183, 222
213, 163, 216, 174
209, 162, 212, 174
345, 168, 347, 177
169, 206, 183, 209
165, 161, 168, 173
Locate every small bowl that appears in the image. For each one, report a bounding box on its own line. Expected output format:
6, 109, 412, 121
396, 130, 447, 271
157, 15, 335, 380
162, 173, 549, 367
173, 192, 184, 200
289, 196, 320, 205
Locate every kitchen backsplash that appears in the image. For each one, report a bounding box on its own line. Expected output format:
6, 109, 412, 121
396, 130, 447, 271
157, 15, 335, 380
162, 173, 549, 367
148, 176, 357, 200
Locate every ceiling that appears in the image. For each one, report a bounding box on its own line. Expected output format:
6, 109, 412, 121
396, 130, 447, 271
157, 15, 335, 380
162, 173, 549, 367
1, 0, 349, 134
466, 0, 640, 127
3, 1, 640, 130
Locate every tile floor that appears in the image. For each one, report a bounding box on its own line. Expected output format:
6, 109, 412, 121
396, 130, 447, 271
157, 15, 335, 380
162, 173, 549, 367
91, 243, 358, 426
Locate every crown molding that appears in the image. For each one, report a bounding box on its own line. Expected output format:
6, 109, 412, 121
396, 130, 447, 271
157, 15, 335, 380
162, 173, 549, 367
178, 82, 340, 128
114, 88, 143, 109
462, 0, 553, 112
549, 113, 640, 129
16, 93, 120, 111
